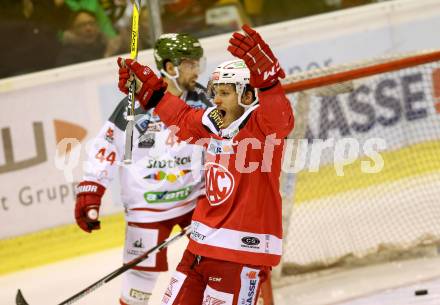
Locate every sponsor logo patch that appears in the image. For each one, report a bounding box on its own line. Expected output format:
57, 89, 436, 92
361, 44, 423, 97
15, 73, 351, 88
246, 271, 257, 280
147, 122, 163, 132
208, 108, 224, 130
133, 238, 144, 249
143, 170, 191, 182
245, 279, 257, 305
238, 267, 260, 305
146, 156, 191, 169
76, 185, 97, 193
202, 285, 233, 305
207, 138, 235, 155
190, 221, 207, 242
144, 186, 193, 203
162, 277, 178, 304
241, 236, 260, 247
191, 230, 207, 241
129, 288, 151, 301
203, 295, 226, 305
138, 133, 155, 148
211, 72, 220, 81
208, 276, 222, 282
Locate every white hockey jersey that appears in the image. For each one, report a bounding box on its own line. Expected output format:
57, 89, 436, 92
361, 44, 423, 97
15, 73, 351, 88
83, 84, 211, 223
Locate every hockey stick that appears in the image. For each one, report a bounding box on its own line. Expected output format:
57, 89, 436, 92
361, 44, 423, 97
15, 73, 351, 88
123, 0, 141, 164
16, 225, 191, 305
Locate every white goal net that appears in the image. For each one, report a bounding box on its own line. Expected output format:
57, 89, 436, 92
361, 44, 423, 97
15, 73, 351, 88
279, 50, 440, 276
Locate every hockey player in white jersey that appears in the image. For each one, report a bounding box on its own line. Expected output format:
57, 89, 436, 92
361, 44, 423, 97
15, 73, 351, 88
74, 33, 211, 305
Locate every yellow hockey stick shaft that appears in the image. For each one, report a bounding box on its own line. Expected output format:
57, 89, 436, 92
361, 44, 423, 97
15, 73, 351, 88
124, 0, 141, 164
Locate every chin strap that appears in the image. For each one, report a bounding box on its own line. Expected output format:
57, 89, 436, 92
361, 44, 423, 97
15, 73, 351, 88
237, 87, 259, 108
160, 66, 184, 95
221, 104, 260, 138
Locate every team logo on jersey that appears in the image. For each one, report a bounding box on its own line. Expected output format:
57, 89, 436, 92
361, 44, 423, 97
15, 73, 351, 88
207, 138, 235, 155
205, 162, 234, 206
105, 127, 114, 143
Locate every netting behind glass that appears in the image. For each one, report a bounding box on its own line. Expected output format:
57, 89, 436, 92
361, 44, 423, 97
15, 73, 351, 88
280, 51, 440, 275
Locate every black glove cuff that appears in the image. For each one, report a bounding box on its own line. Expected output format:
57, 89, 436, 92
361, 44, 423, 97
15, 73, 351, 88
259, 80, 280, 92
144, 88, 166, 111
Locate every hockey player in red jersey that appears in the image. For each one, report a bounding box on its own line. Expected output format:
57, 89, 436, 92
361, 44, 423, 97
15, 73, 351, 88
75, 33, 211, 305
117, 25, 294, 305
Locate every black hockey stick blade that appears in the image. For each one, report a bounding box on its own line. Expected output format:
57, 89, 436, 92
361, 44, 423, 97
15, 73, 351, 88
16, 289, 29, 305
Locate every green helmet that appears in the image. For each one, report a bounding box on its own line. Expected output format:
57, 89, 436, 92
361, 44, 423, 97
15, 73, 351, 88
153, 33, 203, 70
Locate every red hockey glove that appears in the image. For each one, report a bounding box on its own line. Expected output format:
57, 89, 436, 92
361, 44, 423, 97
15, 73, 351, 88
75, 181, 105, 233
227, 25, 285, 89
117, 57, 168, 110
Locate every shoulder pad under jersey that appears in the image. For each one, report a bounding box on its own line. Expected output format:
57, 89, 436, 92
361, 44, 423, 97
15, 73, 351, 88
185, 82, 212, 109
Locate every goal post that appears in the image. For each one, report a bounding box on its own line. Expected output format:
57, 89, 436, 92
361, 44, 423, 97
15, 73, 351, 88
278, 49, 440, 278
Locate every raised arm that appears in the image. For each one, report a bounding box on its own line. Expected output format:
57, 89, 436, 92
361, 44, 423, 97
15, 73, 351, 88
256, 83, 294, 138
117, 57, 210, 143
155, 92, 210, 143
228, 25, 294, 137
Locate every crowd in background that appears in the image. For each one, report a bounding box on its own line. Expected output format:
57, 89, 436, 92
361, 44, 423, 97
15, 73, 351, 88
0, 0, 386, 79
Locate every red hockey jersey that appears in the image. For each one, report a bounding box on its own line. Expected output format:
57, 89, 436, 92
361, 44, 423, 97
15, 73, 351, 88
155, 83, 294, 266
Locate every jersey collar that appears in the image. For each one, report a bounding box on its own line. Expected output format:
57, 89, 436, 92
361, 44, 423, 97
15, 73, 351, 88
202, 104, 259, 139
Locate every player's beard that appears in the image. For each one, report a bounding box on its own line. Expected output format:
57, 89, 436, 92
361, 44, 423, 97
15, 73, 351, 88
181, 78, 197, 92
